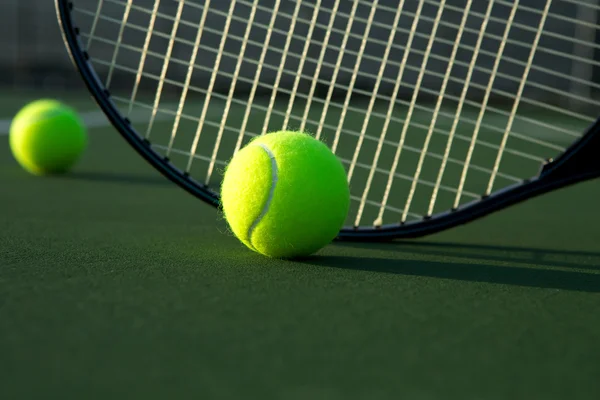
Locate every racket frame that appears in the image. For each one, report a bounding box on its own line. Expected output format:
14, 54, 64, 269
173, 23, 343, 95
55, 0, 600, 241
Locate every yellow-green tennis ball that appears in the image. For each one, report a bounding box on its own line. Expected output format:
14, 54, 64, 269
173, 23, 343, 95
221, 131, 350, 259
9, 99, 87, 175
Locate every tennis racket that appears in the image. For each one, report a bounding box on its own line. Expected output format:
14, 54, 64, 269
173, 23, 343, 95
55, 0, 600, 240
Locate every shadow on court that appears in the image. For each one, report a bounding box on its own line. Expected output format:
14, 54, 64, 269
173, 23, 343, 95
308, 241, 600, 293
336, 240, 600, 270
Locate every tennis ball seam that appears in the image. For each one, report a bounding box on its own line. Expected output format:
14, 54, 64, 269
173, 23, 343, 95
247, 143, 279, 250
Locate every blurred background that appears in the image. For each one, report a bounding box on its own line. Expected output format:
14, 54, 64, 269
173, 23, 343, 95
1, 1, 83, 91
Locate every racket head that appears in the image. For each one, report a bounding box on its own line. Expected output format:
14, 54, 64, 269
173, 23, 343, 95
55, 0, 600, 240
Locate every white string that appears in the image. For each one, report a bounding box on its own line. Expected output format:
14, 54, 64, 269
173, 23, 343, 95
373, 0, 427, 226
85, 37, 567, 161
234, 0, 283, 154
453, 0, 520, 209
96, 59, 540, 174
144, 0, 184, 140
167, 0, 208, 157
127, 0, 160, 116
347, 0, 405, 181
205, 0, 261, 183
487, 0, 553, 195
352, 0, 407, 227
400, 1, 449, 223
378, 0, 600, 62
561, 0, 600, 11
86, 0, 105, 50
331, 1, 379, 153
111, 93, 511, 196
260, 0, 303, 136
428, 0, 495, 216
283, 1, 322, 131
95, 0, 600, 95
185, 1, 239, 173
75, 6, 597, 142
299, 0, 342, 134
104, 0, 132, 89
315, 0, 361, 141
76, 4, 600, 123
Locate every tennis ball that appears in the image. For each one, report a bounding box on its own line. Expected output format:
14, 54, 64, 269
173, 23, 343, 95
9, 99, 87, 175
221, 131, 350, 259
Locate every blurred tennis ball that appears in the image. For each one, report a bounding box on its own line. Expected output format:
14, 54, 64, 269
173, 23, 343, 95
9, 99, 87, 175
221, 131, 350, 259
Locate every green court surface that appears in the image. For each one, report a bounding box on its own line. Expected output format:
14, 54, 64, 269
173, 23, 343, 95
1, 90, 600, 399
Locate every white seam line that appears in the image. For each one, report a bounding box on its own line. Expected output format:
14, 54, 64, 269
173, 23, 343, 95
247, 143, 278, 250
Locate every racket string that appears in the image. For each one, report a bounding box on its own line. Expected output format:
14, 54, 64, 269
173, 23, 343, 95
84, 43, 561, 169
260, 1, 303, 138
355, 0, 416, 227
127, 0, 160, 117
87, 47, 551, 185
74, 5, 595, 149
78, 29, 570, 158
428, 0, 494, 217
204, 0, 263, 184
167, 0, 209, 159
71, 0, 600, 227
282, 0, 322, 135
110, 93, 493, 202
236, 0, 285, 156
487, 0, 553, 196
383, 0, 447, 224
75, 2, 600, 127
299, 0, 342, 134
76, 0, 600, 118
330, 0, 378, 153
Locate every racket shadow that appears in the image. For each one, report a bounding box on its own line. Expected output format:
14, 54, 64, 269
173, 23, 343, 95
307, 241, 600, 293
336, 240, 600, 271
